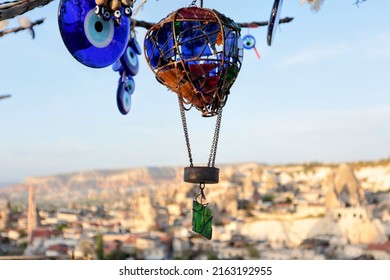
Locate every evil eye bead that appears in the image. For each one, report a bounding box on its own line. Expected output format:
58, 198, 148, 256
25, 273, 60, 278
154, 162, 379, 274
120, 45, 139, 76
124, 7, 132, 17
267, 0, 283, 46
242, 34, 256, 50
112, 59, 123, 72
129, 37, 142, 55
103, 10, 111, 21
122, 75, 135, 95
114, 10, 122, 19
84, 10, 115, 48
58, 0, 130, 68
95, 5, 102, 15
117, 81, 132, 115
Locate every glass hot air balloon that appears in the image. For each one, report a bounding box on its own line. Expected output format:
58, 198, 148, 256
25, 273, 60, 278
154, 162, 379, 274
144, 5, 243, 240
144, 6, 243, 117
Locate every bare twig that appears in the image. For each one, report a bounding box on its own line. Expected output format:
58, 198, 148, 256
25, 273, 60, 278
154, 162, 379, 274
0, 0, 53, 21
132, 16, 294, 30
1, 0, 293, 31
131, 18, 154, 30
0, 94, 11, 100
237, 17, 294, 28
0, 17, 44, 37
354, 0, 367, 7
133, 0, 148, 17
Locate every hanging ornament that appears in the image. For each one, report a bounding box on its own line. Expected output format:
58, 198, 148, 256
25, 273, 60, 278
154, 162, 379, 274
116, 73, 135, 114
267, 0, 283, 46
192, 184, 213, 240
58, 0, 131, 68
144, 4, 243, 240
120, 39, 140, 76
242, 34, 261, 59
112, 35, 141, 115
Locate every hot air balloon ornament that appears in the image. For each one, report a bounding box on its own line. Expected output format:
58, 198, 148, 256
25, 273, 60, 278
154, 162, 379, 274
144, 1, 243, 239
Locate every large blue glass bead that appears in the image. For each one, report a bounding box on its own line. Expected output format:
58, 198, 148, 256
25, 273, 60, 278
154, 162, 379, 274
58, 0, 130, 68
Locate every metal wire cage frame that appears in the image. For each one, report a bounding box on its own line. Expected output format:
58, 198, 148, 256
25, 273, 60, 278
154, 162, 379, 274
144, 6, 243, 117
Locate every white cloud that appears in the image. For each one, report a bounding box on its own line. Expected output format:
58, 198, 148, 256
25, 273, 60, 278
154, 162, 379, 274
276, 43, 350, 69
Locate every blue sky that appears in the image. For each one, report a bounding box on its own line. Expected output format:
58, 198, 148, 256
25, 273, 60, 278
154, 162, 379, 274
1, 0, 389, 182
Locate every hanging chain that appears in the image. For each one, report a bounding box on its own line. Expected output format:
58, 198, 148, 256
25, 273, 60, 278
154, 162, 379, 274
198, 183, 206, 203
178, 95, 194, 167
208, 107, 223, 167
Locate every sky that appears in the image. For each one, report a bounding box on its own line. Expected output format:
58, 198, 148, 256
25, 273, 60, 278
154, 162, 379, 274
1, 0, 389, 183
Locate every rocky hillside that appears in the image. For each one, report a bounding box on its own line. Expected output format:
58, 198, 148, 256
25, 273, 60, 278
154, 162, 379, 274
1, 160, 389, 205
0, 167, 182, 203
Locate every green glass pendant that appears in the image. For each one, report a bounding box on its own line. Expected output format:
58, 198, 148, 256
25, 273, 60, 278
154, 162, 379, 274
192, 200, 213, 240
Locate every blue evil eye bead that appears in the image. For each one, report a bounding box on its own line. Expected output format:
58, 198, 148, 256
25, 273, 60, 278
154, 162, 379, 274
267, 0, 283, 46
120, 44, 139, 76
242, 34, 256, 50
129, 37, 142, 55
112, 59, 123, 72
58, 0, 130, 68
121, 75, 135, 95
116, 80, 133, 115
124, 7, 132, 17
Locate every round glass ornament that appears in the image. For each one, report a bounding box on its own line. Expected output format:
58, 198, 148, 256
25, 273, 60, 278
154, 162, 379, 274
58, 0, 130, 68
116, 75, 135, 114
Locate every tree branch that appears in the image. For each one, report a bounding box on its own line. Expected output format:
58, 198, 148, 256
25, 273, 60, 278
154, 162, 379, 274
0, 94, 11, 100
237, 17, 294, 28
131, 19, 154, 30
0, 0, 53, 21
0, 17, 44, 37
1, 0, 293, 31
132, 16, 294, 30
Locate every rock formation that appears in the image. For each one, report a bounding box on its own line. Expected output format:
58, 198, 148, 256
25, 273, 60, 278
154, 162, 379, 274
325, 164, 366, 209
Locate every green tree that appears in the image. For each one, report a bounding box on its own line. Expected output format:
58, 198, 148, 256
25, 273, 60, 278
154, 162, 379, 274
106, 240, 129, 260
247, 245, 259, 259
261, 194, 274, 203
95, 233, 104, 260
55, 223, 67, 233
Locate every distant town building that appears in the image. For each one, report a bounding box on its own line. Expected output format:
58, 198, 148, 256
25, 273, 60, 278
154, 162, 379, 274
27, 185, 38, 243
0, 196, 10, 230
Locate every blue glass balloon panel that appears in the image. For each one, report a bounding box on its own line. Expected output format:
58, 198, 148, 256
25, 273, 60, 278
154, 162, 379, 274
224, 27, 238, 58
157, 23, 175, 60
204, 22, 219, 46
180, 21, 212, 59
145, 36, 160, 69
